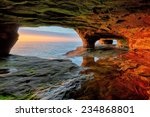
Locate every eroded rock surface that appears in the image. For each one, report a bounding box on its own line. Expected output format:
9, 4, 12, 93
0, 49, 150, 100
0, 0, 150, 100
0, 0, 149, 51
0, 55, 90, 99
70, 50, 150, 100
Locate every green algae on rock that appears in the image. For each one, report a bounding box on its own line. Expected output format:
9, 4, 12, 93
0, 55, 90, 99
0, 0, 150, 100
0, 0, 150, 56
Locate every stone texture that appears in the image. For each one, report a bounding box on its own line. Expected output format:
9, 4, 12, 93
0, 55, 90, 99
0, 0, 149, 100
0, 0, 149, 51
0, 48, 150, 100
70, 50, 150, 100
0, 23, 19, 56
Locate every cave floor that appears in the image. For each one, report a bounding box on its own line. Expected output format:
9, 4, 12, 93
68, 48, 150, 100
0, 48, 150, 100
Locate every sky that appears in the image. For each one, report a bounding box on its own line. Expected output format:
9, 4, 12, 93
18, 26, 81, 42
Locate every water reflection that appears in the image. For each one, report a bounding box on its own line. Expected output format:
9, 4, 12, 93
71, 51, 150, 100
4, 25, 150, 100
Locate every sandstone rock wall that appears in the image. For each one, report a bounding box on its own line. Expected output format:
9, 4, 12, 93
0, 0, 149, 51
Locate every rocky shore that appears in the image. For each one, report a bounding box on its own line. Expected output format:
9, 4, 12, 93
0, 48, 150, 100
0, 0, 150, 56
0, 0, 149, 100
0, 55, 92, 100
67, 48, 150, 100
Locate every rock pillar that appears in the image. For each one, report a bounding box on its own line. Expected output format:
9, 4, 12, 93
0, 23, 19, 56
76, 29, 99, 49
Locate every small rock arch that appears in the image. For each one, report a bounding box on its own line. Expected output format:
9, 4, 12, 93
76, 28, 128, 49
98, 38, 127, 48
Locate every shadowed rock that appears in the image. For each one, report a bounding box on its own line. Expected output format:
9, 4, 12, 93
0, 23, 19, 56
99, 40, 113, 45
0, 0, 149, 51
76, 28, 128, 49
0, 0, 150, 100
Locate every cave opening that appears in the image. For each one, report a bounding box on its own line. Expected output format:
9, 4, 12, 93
95, 39, 118, 48
95, 38, 128, 49
11, 26, 82, 59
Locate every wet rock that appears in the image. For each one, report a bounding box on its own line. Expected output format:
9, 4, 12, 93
66, 46, 128, 57
0, 0, 149, 100
70, 50, 150, 100
0, 55, 90, 99
40, 75, 92, 100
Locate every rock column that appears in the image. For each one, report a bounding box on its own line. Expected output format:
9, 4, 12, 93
0, 23, 19, 56
76, 29, 99, 49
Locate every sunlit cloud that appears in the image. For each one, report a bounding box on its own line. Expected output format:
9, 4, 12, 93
18, 26, 81, 42
18, 34, 78, 42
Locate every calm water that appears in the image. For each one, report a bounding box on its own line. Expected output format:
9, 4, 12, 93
9, 27, 150, 99
10, 26, 84, 65
11, 41, 83, 65
10, 26, 117, 65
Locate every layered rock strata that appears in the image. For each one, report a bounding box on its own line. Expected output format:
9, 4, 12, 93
0, 0, 149, 52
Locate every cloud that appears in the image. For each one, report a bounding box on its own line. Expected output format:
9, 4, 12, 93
19, 27, 77, 38
17, 26, 81, 42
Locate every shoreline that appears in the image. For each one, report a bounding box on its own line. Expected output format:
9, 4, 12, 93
0, 55, 92, 100
0, 48, 150, 100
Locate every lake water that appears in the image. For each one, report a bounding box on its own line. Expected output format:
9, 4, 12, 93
9, 27, 150, 100
10, 41, 84, 65
10, 26, 84, 65
10, 26, 117, 65
11, 42, 81, 59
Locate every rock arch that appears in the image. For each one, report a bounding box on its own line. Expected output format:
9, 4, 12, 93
99, 40, 113, 45
0, 0, 150, 56
76, 28, 128, 49
99, 39, 127, 48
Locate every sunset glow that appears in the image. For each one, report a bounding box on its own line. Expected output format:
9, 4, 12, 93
18, 33, 77, 42
18, 27, 81, 42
